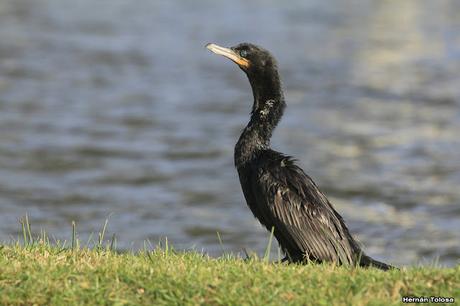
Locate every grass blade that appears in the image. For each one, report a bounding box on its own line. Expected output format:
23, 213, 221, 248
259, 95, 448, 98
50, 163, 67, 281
264, 226, 275, 262
216, 232, 225, 255
71, 221, 77, 250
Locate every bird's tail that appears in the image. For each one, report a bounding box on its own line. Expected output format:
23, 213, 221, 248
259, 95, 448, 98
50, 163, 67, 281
359, 254, 397, 271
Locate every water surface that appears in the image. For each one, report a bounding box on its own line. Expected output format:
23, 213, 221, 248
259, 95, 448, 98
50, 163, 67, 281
0, 0, 459, 266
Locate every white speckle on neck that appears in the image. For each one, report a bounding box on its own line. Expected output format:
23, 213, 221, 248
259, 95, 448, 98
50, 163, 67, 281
259, 99, 275, 118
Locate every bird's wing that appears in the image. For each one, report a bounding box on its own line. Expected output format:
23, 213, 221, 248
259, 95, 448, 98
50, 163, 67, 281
252, 154, 358, 264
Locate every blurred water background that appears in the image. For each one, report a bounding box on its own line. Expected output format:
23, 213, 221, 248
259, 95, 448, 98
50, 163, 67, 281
0, 0, 459, 266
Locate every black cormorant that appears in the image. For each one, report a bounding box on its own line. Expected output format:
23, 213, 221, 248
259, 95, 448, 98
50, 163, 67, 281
206, 42, 394, 270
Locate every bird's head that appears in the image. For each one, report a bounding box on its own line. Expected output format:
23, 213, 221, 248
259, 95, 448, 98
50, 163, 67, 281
206, 42, 277, 76
206, 42, 282, 102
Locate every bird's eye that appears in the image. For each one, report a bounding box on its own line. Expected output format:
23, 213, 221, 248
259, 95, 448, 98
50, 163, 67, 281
239, 50, 248, 58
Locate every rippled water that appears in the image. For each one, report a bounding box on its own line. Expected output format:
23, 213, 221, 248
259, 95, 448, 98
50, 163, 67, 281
0, 0, 459, 266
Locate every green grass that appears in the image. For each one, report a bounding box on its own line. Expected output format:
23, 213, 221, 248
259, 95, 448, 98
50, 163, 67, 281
0, 218, 458, 305
0, 243, 458, 306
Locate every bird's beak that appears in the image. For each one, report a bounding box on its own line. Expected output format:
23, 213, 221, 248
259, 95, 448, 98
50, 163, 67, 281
206, 43, 250, 69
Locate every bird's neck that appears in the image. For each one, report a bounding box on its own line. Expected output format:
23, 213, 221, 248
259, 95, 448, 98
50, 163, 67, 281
235, 75, 285, 167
